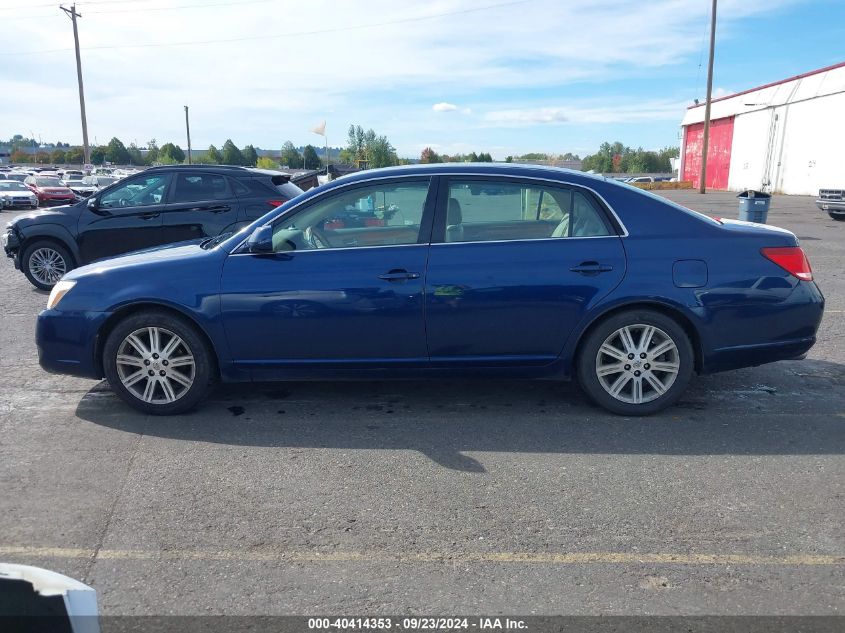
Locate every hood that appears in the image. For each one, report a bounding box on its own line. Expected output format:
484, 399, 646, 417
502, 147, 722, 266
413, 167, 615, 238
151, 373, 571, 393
10, 205, 79, 225
65, 241, 211, 280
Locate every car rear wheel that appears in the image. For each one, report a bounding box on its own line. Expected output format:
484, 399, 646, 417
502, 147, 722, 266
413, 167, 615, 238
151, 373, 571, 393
828, 211, 845, 221
103, 310, 215, 415
576, 309, 694, 415
22, 240, 74, 290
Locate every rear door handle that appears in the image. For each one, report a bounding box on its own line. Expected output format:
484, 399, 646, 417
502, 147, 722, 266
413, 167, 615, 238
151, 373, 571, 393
208, 205, 231, 213
140, 211, 160, 220
378, 269, 421, 282
570, 261, 613, 275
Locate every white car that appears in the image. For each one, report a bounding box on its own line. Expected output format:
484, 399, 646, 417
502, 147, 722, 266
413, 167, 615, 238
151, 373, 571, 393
0, 180, 39, 209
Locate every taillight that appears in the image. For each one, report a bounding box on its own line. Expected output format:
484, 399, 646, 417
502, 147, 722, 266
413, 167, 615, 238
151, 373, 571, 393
266, 199, 286, 208
761, 246, 813, 281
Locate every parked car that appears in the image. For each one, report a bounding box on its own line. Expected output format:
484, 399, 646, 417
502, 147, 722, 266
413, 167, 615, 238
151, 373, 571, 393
63, 179, 96, 201
31, 164, 824, 416
816, 188, 845, 221
0, 181, 39, 210
4, 165, 303, 289
5, 173, 29, 183
23, 176, 75, 207
59, 169, 84, 180
81, 174, 117, 190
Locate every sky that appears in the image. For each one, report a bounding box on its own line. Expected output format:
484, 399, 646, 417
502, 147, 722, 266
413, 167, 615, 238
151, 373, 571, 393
1, 0, 843, 160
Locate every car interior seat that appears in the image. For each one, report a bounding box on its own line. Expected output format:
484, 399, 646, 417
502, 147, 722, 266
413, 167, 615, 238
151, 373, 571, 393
446, 197, 464, 242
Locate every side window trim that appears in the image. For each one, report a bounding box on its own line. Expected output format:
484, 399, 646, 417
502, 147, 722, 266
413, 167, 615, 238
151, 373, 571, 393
433, 176, 617, 244
99, 172, 173, 212
267, 176, 437, 252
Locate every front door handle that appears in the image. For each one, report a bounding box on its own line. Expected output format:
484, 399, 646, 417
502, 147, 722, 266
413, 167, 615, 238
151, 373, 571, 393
570, 261, 613, 275
208, 205, 231, 213
378, 269, 421, 282
140, 211, 160, 220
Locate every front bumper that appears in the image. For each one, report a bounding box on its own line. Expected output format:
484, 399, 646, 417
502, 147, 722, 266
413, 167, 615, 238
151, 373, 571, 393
36, 308, 109, 379
815, 199, 845, 213
39, 197, 75, 207
2, 227, 21, 268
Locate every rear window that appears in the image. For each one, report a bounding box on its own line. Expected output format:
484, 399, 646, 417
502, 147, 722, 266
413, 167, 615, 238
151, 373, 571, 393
275, 181, 304, 201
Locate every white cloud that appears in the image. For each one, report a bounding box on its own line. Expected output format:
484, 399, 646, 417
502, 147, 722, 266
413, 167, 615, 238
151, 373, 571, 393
0, 0, 797, 152
483, 99, 688, 127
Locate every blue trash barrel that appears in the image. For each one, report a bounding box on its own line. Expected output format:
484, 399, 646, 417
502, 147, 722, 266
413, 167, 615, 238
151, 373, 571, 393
737, 190, 771, 223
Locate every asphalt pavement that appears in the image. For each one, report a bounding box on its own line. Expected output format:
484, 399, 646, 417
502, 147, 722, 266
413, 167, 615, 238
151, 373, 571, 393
0, 190, 842, 616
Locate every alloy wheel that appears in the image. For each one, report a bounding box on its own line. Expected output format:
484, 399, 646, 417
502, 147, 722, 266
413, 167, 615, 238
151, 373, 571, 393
595, 324, 680, 405
28, 247, 67, 286
115, 327, 196, 404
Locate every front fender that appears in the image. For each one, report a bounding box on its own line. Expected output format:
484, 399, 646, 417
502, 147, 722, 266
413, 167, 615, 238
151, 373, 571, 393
17, 222, 81, 264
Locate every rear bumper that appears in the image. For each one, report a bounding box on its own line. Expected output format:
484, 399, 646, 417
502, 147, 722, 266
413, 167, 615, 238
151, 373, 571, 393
700, 281, 824, 374
36, 309, 109, 379
704, 336, 816, 373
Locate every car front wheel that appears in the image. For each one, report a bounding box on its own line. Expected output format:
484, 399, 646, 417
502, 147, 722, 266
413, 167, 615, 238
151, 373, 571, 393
103, 310, 215, 415
576, 309, 694, 415
22, 240, 75, 290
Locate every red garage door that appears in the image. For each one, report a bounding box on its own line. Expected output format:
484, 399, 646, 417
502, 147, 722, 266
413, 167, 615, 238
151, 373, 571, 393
683, 116, 734, 189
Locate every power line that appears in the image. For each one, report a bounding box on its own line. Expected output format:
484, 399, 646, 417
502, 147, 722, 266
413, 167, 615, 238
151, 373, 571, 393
1, 0, 530, 56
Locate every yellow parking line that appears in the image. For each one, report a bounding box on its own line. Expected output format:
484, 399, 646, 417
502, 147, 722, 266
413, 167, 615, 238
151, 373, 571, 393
0, 546, 841, 566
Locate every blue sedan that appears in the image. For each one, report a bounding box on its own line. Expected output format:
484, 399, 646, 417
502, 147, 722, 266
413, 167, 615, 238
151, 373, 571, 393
37, 164, 824, 416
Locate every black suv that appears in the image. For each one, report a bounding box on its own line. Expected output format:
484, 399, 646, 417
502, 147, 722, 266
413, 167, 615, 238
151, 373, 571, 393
3, 165, 304, 289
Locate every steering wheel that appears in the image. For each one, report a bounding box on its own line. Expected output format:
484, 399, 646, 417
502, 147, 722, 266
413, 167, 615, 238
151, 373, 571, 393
304, 226, 330, 249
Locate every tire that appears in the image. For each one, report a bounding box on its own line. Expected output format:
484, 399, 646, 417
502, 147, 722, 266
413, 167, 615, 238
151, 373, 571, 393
22, 240, 75, 290
103, 310, 215, 415
828, 211, 845, 222
576, 309, 694, 416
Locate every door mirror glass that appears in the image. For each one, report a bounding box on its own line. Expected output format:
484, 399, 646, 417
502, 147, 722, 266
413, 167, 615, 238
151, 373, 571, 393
247, 225, 273, 253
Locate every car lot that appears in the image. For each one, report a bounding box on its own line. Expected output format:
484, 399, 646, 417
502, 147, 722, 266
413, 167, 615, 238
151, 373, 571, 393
0, 189, 842, 615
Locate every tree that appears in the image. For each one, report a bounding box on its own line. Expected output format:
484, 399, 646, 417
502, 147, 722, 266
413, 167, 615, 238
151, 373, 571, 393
302, 145, 322, 170
346, 125, 366, 163
207, 144, 222, 164
105, 137, 131, 165
256, 156, 278, 169
50, 149, 67, 164
279, 141, 301, 168
159, 142, 185, 163
90, 146, 107, 165
477, 152, 493, 162
221, 139, 244, 165
10, 150, 29, 163
146, 139, 159, 165
65, 147, 84, 164
242, 144, 258, 167
127, 143, 144, 165
367, 134, 397, 168
420, 147, 442, 163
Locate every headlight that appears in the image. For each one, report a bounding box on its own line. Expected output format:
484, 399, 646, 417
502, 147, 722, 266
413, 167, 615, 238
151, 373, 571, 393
47, 279, 76, 309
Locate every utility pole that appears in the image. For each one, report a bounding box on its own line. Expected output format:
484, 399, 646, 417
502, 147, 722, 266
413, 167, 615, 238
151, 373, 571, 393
184, 105, 192, 164
61, 4, 90, 165
698, 0, 717, 194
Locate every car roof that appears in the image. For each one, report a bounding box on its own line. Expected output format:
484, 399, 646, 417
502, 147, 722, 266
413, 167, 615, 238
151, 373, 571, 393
330, 162, 613, 189
144, 164, 290, 179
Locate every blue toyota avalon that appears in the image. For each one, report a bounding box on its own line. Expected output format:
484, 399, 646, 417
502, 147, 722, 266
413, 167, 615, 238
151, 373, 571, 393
36, 163, 824, 416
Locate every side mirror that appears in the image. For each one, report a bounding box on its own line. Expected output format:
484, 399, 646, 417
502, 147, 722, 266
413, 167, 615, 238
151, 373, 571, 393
247, 225, 274, 253
87, 197, 110, 216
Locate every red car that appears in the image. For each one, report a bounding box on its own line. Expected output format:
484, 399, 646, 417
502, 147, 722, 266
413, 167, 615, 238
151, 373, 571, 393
24, 176, 76, 207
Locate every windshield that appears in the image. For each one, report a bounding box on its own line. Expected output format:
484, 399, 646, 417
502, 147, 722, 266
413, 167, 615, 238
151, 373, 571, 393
35, 177, 63, 187
0, 182, 29, 191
